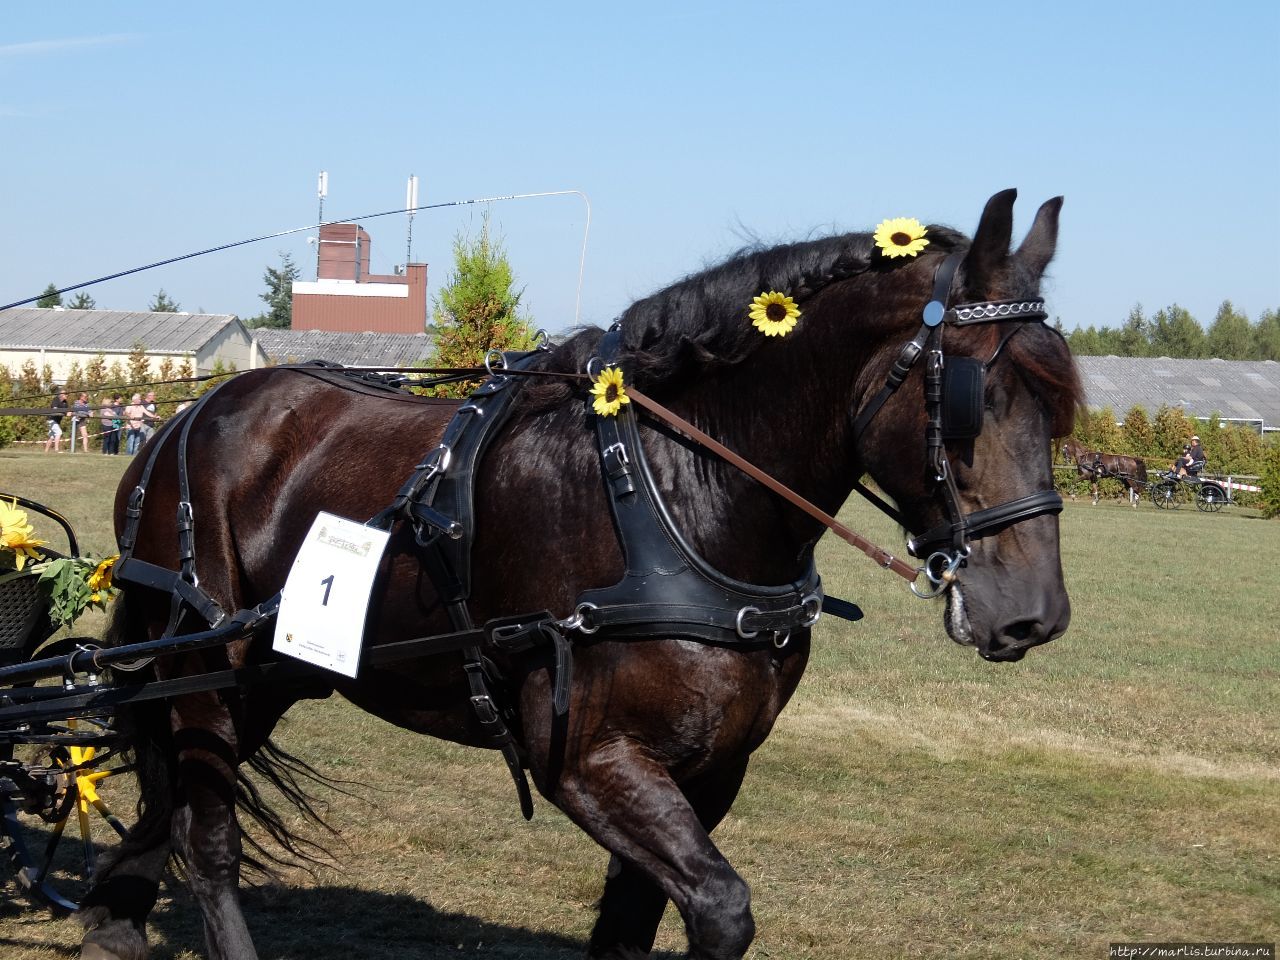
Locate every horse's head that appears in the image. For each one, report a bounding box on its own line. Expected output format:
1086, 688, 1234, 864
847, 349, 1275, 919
849, 190, 1081, 662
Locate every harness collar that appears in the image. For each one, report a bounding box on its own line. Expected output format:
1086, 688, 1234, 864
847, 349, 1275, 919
577, 327, 845, 649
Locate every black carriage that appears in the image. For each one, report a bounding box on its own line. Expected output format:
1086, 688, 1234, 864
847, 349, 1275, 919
1147, 472, 1230, 512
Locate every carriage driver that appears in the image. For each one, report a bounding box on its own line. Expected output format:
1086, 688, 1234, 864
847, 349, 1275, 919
1174, 436, 1207, 478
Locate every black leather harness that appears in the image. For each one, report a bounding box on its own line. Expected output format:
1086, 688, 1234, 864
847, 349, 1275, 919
850, 250, 1065, 596
113, 354, 860, 818
573, 329, 834, 648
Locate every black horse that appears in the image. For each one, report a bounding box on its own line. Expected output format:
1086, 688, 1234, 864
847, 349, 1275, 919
79, 190, 1080, 960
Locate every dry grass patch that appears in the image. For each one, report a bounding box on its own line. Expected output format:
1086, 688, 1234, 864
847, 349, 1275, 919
0, 450, 1276, 958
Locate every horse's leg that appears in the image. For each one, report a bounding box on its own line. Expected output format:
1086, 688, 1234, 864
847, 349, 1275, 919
588, 760, 750, 959
168, 690, 258, 960
79, 704, 174, 960
1092, 481, 1099, 505
560, 745, 754, 960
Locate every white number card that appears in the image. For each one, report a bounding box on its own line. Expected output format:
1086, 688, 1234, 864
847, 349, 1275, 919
274, 512, 390, 678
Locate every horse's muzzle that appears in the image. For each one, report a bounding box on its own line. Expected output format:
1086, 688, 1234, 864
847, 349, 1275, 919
945, 584, 1069, 663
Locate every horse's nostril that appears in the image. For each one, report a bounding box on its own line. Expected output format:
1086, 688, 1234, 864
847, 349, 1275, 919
1003, 620, 1039, 644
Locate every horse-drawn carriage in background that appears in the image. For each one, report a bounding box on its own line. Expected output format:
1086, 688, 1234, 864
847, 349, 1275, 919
1060, 439, 1230, 512
1147, 470, 1229, 512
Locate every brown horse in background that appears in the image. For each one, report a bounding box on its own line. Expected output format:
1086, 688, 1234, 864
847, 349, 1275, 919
1061, 438, 1147, 506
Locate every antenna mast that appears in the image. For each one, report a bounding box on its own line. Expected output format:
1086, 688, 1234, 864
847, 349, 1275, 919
405, 174, 419, 269
316, 170, 328, 275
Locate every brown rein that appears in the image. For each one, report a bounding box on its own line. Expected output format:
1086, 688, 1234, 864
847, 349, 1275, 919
476, 365, 918, 582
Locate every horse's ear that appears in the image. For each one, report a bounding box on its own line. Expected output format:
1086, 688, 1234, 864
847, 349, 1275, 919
965, 188, 1018, 294
1014, 196, 1064, 278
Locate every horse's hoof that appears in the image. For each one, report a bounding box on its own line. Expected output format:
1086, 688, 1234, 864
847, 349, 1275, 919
79, 913, 148, 960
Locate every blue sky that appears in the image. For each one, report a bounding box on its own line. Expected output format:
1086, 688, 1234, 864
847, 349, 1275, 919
3, 2, 1277, 333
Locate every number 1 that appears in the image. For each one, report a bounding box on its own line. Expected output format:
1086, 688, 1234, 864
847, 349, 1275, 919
320, 574, 334, 606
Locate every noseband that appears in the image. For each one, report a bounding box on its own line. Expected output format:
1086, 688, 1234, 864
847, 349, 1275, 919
851, 251, 1063, 598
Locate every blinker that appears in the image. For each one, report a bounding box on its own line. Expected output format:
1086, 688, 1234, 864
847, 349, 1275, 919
940, 356, 985, 439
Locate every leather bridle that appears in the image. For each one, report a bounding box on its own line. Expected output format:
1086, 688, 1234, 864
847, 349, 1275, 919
851, 250, 1064, 599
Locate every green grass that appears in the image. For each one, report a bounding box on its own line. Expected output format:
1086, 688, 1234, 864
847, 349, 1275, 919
0, 446, 1276, 959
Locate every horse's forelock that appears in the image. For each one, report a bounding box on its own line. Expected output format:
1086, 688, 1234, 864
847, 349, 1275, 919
1008, 327, 1083, 438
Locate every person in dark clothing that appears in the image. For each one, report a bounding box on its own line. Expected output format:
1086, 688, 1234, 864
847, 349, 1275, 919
43, 389, 69, 453
1176, 435, 1207, 478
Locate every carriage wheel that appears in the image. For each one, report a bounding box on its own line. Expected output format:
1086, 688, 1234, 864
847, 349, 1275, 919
1, 639, 132, 914
1196, 484, 1227, 513
1150, 480, 1182, 509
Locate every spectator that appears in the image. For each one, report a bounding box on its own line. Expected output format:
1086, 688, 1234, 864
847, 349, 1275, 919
123, 393, 147, 455
70, 392, 91, 453
142, 390, 159, 441
43, 388, 69, 453
99, 394, 120, 455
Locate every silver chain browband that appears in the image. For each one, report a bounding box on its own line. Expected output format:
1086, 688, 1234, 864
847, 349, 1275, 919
948, 299, 1047, 325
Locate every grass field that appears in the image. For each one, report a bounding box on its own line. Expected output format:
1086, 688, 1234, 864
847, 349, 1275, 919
0, 446, 1276, 959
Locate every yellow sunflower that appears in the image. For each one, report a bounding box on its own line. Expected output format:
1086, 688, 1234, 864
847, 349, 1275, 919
590, 366, 631, 417
89, 555, 118, 592
873, 217, 930, 258
748, 291, 801, 337
0, 498, 47, 571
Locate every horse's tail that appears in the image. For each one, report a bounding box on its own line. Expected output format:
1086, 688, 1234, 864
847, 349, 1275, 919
100, 589, 357, 880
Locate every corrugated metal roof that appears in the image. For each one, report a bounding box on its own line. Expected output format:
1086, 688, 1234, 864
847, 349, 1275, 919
0, 308, 237, 352
1075, 356, 1280, 428
253, 329, 434, 368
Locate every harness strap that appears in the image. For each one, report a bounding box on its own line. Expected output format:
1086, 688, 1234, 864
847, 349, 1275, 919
115, 385, 229, 632
907, 489, 1064, 557
624, 388, 915, 582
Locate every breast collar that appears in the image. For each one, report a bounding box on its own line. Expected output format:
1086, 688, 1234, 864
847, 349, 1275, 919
570, 328, 852, 650
850, 250, 1064, 597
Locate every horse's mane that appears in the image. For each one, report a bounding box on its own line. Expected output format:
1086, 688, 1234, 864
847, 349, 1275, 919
527, 225, 969, 408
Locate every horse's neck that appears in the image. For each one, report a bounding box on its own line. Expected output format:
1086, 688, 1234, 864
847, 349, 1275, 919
639, 350, 865, 584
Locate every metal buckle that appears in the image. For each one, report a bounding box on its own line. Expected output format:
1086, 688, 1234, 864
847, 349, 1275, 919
800, 593, 822, 628
415, 443, 452, 478
603, 442, 629, 467
735, 606, 761, 640
557, 601, 599, 635
483, 350, 506, 376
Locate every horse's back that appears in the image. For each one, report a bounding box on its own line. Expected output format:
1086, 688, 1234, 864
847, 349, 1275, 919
116, 367, 461, 614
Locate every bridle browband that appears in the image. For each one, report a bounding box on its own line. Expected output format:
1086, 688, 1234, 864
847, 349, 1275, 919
851, 250, 1063, 598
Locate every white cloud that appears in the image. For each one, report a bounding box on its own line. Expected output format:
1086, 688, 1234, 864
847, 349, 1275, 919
0, 35, 137, 59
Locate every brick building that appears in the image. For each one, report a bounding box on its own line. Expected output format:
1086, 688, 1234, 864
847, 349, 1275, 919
290, 224, 428, 334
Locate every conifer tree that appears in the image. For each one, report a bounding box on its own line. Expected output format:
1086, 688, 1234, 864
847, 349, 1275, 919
249, 253, 301, 329
36, 283, 62, 308
426, 211, 537, 398
149, 289, 181, 312
1121, 405, 1153, 456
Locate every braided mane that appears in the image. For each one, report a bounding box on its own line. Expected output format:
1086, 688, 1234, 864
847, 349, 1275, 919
538, 226, 968, 397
